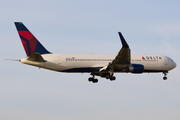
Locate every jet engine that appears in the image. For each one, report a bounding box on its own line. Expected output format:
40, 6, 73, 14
123, 64, 144, 73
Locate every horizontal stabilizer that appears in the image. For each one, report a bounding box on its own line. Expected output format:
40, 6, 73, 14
27, 53, 46, 62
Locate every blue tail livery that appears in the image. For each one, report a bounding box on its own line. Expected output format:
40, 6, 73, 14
14, 22, 51, 56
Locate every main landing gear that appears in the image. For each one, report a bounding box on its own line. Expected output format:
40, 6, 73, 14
88, 77, 98, 83
163, 72, 168, 80
105, 74, 116, 81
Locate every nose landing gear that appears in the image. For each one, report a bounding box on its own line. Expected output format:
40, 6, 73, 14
163, 72, 168, 80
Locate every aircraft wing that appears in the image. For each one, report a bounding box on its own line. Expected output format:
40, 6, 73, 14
111, 32, 130, 65
99, 32, 131, 74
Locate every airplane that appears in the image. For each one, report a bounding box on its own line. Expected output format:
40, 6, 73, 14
14, 22, 176, 83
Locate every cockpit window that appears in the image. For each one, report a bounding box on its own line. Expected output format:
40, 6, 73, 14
168, 58, 174, 62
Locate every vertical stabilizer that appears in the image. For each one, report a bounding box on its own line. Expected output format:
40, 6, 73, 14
14, 22, 51, 56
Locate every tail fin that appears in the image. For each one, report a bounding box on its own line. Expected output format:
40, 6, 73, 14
14, 22, 51, 56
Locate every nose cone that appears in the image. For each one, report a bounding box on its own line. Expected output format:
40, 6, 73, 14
167, 57, 177, 70
172, 61, 177, 69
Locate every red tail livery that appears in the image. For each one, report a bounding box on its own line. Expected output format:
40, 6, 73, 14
14, 22, 51, 56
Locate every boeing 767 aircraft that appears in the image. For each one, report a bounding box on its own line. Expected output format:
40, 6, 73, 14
14, 22, 176, 83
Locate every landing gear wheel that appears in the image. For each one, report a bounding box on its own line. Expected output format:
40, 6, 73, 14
92, 79, 98, 83
88, 77, 94, 82
105, 75, 111, 79
163, 76, 167, 80
88, 77, 98, 83
110, 76, 116, 81
105, 75, 110, 79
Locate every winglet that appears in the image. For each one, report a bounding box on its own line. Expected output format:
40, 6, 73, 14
118, 32, 129, 48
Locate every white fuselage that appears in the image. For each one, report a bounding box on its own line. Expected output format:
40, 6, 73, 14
20, 54, 176, 73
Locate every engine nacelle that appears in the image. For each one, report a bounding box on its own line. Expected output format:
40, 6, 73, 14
123, 64, 144, 73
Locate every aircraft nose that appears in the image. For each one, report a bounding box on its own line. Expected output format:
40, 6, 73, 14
173, 62, 177, 69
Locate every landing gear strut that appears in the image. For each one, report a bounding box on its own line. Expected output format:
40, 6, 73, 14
163, 72, 168, 80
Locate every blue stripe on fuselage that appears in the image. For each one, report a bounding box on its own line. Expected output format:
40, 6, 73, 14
62, 67, 168, 73
62, 67, 103, 72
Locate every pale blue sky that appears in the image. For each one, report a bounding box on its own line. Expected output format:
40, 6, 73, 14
1, 0, 180, 120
